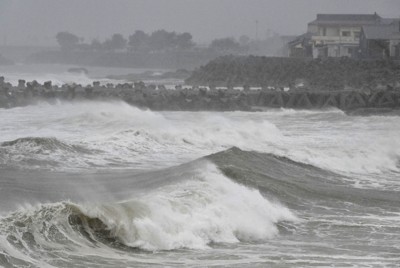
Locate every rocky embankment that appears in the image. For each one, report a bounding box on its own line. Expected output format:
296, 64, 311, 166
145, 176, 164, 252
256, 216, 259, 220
1, 77, 400, 113
186, 55, 400, 91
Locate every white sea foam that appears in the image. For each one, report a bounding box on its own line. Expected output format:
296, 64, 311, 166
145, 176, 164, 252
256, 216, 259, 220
78, 163, 297, 250
0, 163, 296, 260
0, 101, 282, 170
1, 101, 400, 266
1, 101, 400, 186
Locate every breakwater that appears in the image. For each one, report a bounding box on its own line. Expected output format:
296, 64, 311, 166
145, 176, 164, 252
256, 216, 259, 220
186, 56, 400, 91
1, 77, 399, 112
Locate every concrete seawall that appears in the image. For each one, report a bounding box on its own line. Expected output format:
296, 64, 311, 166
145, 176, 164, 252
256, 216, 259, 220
1, 78, 399, 112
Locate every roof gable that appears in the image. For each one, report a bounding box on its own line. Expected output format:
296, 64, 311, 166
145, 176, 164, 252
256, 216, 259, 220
362, 24, 400, 40
309, 13, 381, 26
316, 14, 380, 21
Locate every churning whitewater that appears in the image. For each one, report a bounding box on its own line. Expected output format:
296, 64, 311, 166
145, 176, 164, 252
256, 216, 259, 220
1, 101, 400, 267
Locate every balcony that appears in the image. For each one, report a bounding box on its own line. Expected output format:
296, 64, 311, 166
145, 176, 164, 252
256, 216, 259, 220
311, 35, 359, 44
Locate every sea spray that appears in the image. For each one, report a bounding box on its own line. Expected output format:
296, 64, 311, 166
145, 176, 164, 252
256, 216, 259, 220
0, 101, 283, 170
77, 163, 297, 250
0, 162, 297, 261
1, 101, 400, 179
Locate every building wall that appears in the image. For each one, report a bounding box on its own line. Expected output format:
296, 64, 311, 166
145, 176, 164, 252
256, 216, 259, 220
359, 30, 368, 58
360, 28, 400, 59
310, 25, 362, 58
289, 47, 306, 57
303, 16, 398, 59
338, 26, 362, 39
322, 27, 340, 36
323, 45, 354, 57
314, 26, 361, 42
389, 40, 400, 57
307, 24, 318, 34
366, 40, 390, 58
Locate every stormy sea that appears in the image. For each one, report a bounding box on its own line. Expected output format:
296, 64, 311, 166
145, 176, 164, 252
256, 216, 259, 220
0, 67, 400, 267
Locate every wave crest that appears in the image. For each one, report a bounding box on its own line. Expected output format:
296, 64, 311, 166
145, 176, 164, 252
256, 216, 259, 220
75, 163, 296, 250
0, 163, 297, 254
1, 137, 89, 154
0, 137, 97, 170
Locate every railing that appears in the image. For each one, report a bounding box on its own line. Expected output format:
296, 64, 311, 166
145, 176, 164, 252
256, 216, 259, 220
312, 35, 359, 44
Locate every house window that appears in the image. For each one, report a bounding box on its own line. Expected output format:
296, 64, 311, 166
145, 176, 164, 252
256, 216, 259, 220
342, 31, 351, 37
354, 31, 360, 38
322, 27, 326, 36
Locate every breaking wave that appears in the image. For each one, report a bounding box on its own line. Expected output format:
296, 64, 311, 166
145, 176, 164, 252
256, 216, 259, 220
0, 137, 98, 170
0, 147, 399, 267
1, 101, 399, 177
1, 137, 89, 153
0, 162, 296, 267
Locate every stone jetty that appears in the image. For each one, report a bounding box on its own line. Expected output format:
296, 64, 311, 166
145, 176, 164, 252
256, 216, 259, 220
1, 76, 399, 112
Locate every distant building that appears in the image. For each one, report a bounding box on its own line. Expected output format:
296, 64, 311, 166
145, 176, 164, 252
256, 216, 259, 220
288, 13, 400, 59
307, 13, 383, 58
287, 32, 313, 58
360, 20, 400, 59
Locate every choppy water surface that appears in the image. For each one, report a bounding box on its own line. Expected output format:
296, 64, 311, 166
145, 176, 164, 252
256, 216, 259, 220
1, 101, 399, 267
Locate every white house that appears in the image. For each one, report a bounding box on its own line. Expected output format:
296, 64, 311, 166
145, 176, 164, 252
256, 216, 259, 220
307, 13, 383, 58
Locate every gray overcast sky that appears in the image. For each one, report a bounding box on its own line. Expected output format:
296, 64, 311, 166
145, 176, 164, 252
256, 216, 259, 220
0, 0, 399, 46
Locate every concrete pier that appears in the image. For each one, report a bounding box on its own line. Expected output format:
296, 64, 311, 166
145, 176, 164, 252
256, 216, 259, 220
0, 77, 399, 112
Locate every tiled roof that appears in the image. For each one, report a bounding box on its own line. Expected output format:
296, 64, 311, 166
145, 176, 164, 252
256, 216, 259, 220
309, 13, 381, 26
288, 32, 313, 46
362, 24, 400, 40
316, 14, 380, 21
380, 18, 400, 25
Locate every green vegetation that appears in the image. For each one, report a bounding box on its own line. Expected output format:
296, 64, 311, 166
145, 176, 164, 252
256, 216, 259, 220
28, 31, 290, 69
57, 30, 195, 53
56, 32, 80, 51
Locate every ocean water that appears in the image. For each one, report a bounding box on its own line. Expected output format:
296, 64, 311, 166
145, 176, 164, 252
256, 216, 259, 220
0, 99, 399, 267
0, 64, 400, 267
0, 63, 179, 87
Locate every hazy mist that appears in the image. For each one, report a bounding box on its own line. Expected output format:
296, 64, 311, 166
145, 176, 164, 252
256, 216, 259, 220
0, 0, 399, 46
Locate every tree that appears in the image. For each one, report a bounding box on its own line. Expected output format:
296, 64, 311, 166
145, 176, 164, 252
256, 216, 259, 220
128, 30, 149, 52
106, 33, 127, 51
102, 33, 127, 51
148, 30, 177, 51
128, 30, 196, 52
209, 38, 241, 53
176, 32, 195, 50
90, 39, 103, 51
56, 32, 80, 51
